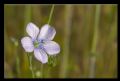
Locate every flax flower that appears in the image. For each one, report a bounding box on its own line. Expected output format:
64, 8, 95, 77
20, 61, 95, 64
21, 22, 60, 64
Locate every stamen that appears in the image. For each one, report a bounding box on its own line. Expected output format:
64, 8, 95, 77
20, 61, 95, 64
34, 40, 39, 48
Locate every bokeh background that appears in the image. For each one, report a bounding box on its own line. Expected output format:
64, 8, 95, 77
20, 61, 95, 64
4, 4, 117, 78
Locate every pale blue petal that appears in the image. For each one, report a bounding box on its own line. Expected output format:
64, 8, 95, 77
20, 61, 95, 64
38, 24, 56, 41
21, 37, 34, 52
34, 48, 48, 64
43, 41, 60, 55
26, 22, 39, 40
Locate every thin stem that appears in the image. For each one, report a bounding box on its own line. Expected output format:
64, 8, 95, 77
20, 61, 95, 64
59, 5, 73, 78
12, 39, 20, 77
40, 64, 43, 78
47, 5, 55, 25
27, 54, 35, 78
108, 6, 117, 42
89, 5, 101, 78
42, 4, 55, 78
24, 5, 32, 34
24, 5, 36, 78
91, 5, 100, 54
16, 48, 20, 77
46, 66, 51, 78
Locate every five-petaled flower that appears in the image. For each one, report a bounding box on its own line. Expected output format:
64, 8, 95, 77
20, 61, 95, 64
21, 22, 60, 64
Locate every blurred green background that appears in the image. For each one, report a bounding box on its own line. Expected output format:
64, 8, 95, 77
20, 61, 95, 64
4, 4, 117, 78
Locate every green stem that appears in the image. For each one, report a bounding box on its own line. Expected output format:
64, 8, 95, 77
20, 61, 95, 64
24, 5, 32, 34
46, 66, 51, 78
47, 5, 55, 25
27, 54, 35, 78
91, 5, 100, 54
16, 48, 20, 77
12, 39, 20, 77
59, 5, 73, 78
89, 5, 101, 78
24, 5, 36, 78
40, 64, 43, 78
108, 6, 117, 42
41, 4, 55, 78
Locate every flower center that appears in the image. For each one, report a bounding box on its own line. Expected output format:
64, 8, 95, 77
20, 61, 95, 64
33, 39, 44, 49
34, 40, 39, 48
